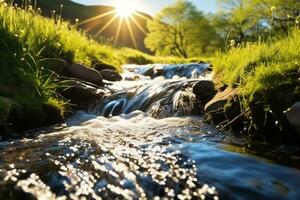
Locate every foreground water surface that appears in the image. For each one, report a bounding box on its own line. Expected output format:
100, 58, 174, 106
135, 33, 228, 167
0, 64, 300, 200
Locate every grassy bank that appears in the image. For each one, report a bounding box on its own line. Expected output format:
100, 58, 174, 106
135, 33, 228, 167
213, 29, 300, 138
0, 2, 198, 133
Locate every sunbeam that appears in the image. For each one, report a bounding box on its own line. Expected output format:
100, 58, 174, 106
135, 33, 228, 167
125, 17, 137, 49
129, 14, 147, 35
78, 10, 115, 25
132, 11, 151, 21
95, 15, 118, 37
114, 18, 123, 46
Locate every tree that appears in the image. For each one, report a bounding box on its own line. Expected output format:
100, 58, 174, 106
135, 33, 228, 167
145, 0, 220, 58
249, 0, 300, 35
214, 0, 300, 45
215, 0, 260, 44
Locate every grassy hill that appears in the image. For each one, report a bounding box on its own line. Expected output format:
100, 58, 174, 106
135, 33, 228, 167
0, 1, 190, 134
11, 0, 152, 53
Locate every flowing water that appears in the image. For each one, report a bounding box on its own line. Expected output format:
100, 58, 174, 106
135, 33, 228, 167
0, 63, 300, 200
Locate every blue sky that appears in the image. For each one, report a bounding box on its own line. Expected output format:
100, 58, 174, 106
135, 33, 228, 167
74, 0, 218, 15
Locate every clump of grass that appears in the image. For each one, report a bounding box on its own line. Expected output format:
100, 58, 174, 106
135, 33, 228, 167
0, 2, 121, 71
213, 29, 300, 136
213, 29, 300, 99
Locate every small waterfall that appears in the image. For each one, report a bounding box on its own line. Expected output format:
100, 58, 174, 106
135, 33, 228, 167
124, 63, 210, 80
90, 63, 210, 118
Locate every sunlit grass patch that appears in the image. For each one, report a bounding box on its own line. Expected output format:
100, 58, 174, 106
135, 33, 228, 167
213, 29, 300, 97
212, 29, 300, 132
0, 1, 195, 130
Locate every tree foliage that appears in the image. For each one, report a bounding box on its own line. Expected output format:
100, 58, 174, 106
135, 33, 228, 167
145, 0, 221, 58
145, 0, 299, 57
215, 0, 300, 44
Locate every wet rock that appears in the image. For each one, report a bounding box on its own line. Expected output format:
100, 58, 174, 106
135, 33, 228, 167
154, 67, 165, 77
0, 96, 14, 123
42, 103, 64, 124
0, 185, 37, 200
99, 69, 122, 82
94, 62, 117, 71
173, 90, 197, 116
193, 80, 216, 105
204, 88, 240, 125
286, 102, 300, 136
142, 67, 154, 77
202, 65, 213, 76
0, 96, 14, 128
205, 88, 237, 112
6, 101, 63, 134
49, 58, 69, 74
67, 63, 103, 86
61, 80, 105, 109
0, 85, 18, 97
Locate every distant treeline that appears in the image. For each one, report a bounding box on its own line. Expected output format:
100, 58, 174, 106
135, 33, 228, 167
145, 0, 300, 58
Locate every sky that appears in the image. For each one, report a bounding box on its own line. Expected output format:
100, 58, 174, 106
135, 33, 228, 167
74, 0, 218, 15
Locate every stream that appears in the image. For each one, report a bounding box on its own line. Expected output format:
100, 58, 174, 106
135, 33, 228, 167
0, 63, 300, 200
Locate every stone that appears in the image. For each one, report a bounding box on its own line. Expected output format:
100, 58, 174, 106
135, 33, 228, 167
193, 80, 216, 105
286, 102, 300, 136
67, 63, 103, 85
141, 67, 154, 77
99, 69, 122, 82
0, 85, 18, 97
204, 88, 240, 125
61, 80, 105, 109
42, 103, 64, 124
0, 96, 14, 125
205, 88, 237, 113
51, 58, 69, 72
94, 63, 117, 71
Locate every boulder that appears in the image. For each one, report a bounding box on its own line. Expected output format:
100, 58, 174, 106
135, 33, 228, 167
205, 88, 237, 113
0, 96, 14, 125
0, 85, 18, 97
67, 63, 103, 85
193, 80, 216, 105
50, 58, 69, 73
204, 88, 240, 125
140, 67, 154, 77
61, 81, 105, 109
99, 69, 122, 82
94, 63, 117, 71
0, 97, 64, 137
286, 102, 300, 136
42, 103, 64, 125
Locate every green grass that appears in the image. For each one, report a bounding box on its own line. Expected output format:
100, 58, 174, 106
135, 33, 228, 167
213, 29, 300, 134
117, 48, 191, 64
0, 2, 196, 131
0, 3, 122, 69
213, 29, 300, 98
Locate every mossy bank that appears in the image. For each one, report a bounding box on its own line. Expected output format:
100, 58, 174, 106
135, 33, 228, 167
210, 29, 300, 143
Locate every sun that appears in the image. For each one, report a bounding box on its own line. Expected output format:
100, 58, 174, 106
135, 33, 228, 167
78, 0, 148, 49
114, 2, 135, 18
